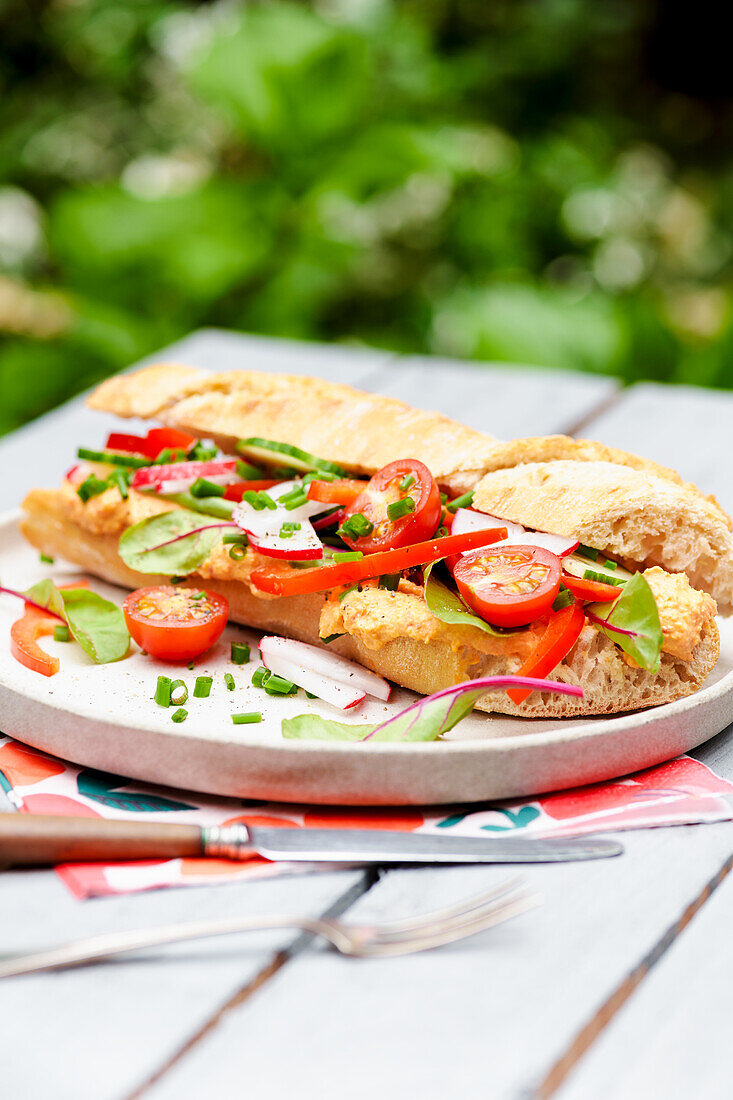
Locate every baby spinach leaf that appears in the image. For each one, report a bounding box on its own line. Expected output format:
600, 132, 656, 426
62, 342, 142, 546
119, 510, 231, 575
423, 562, 521, 637
586, 572, 663, 673
22, 578, 66, 618
61, 588, 130, 664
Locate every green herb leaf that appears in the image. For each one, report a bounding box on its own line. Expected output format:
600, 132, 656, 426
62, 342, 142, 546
22, 578, 66, 619
587, 573, 663, 673
61, 588, 130, 664
119, 510, 228, 575
423, 563, 520, 637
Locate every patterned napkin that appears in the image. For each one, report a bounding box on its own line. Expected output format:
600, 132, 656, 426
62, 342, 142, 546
1, 734, 731, 899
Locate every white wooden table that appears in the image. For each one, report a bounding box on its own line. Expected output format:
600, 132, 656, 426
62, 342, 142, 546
1, 330, 732, 1100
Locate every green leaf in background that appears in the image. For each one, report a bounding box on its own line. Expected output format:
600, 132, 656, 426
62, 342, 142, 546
118, 510, 229, 575
423, 563, 521, 637
61, 588, 130, 664
587, 573, 663, 673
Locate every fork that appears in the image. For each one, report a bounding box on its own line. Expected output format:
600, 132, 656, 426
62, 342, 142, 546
0, 877, 539, 977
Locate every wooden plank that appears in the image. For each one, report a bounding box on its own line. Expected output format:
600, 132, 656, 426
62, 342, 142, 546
576, 380, 733, 511
553, 862, 733, 1100
359, 354, 619, 439
0, 328, 394, 512
0, 865, 368, 1100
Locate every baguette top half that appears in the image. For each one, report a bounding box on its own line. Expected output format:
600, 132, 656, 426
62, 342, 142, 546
88, 362, 733, 609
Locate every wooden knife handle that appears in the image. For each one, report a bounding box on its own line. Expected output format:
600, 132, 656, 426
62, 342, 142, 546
0, 814, 204, 866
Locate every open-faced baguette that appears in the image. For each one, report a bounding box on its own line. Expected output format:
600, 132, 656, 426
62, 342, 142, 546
20, 487, 721, 718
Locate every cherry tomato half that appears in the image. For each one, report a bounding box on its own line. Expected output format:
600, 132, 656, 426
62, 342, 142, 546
341, 459, 441, 553
453, 544, 562, 627
123, 586, 229, 662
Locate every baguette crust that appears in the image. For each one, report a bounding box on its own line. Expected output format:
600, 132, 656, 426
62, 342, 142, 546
20, 488, 720, 720
474, 460, 733, 613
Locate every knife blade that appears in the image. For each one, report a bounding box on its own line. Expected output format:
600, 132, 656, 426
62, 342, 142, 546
244, 826, 623, 864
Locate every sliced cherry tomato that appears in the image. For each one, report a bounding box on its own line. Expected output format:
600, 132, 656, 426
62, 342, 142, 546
250, 526, 507, 597
507, 602, 586, 703
223, 480, 282, 502
9, 581, 89, 677
123, 586, 229, 661
341, 459, 441, 553
562, 574, 622, 603
453, 545, 562, 628
307, 479, 366, 506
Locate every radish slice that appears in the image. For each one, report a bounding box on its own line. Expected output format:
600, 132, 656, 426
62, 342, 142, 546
453, 509, 578, 557
260, 636, 391, 701
247, 518, 324, 560
259, 646, 366, 710
132, 459, 240, 493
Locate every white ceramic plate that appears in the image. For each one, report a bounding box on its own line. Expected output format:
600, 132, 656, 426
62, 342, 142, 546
1, 511, 732, 805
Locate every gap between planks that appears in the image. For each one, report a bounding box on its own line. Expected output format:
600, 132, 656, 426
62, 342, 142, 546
557, 383, 627, 438
532, 851, 733, 1099
122, 869, 379, 1100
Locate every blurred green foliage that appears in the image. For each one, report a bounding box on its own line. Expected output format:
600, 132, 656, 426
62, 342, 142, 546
1, 0, 732, 434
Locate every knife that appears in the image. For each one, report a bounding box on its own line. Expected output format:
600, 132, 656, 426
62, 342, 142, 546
0, 814, 623, 866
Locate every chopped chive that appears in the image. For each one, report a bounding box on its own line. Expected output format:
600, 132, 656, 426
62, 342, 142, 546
76, 447, 148, 468
229, 545, 247, 561
39, 552, 54, 564
53, 624, 70, 642
337, 512, 373, 540
399, 473, 416, 491
387, 496, 415, 521
552, 586, 575, 612
170, 575, 186, 584
236, 459, 264, 480
604, 560, 618, 571
190, 477, 225, 499
242, 490, 265, 510
289, 559, 318, 569
302, 469, 336, 485
169, 679, 188, 706
252, 666, 270, 688
112, 470, 129, 499
260, 492, 277, 510
193, 676, 213, 698
279, 521, 301, 538
264, 673, 297, 696
446, 491, 474, 513
189, 591, 206, 601
440, 492, 448, 504
282, 491, 308, 511
154, 676, 172, 707
231, 642, 250, 665
232, 711, 263, 724
304, 690, 317, 699
223, 533, 248, 546
171, 708, 188, 723
319, 633, 344, 644
188, 441, 218, 462
224, 672, 235, 691
333, 551, 363, 563
77, 474, 109, 503
576, 544, 600, 561
338, 582, 360, 602
379, 573, 400, 591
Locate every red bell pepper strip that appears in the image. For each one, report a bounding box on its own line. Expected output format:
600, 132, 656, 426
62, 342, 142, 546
507, 601, 585, 704
224, 480, 282, 502
106, 432, 150, 457
250, 527, 508, 597
562, 574, 622, 603
9, 581, 89, 678
307, 479, 365, 506
106, 427, 197, 460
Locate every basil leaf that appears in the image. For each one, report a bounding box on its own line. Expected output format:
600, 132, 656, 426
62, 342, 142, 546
61, 588, 130, 664
119, 510, 228, 575
587, 573, 662, 673
423, 563, 520, 637
22, 578, 66, 619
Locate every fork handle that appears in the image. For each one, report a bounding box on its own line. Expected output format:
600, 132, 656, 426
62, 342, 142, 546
0, 814, 204, 866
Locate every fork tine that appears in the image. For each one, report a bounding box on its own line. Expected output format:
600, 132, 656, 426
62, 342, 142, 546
370, 875, 524, 937
363, 892, 541, 957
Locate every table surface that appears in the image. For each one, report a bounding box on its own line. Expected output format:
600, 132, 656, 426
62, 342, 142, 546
1, 329, 732, 1100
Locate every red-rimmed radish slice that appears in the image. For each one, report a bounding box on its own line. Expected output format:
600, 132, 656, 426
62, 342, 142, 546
259, 645, 366, 710
313, 507, 344, 531
246, 518, 324, 560
131, 459, 240, 494
259, 635, 391, 701
452, 509, 577, 557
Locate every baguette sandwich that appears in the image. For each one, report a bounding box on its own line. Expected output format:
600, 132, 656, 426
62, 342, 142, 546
20, 363, 731, 719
